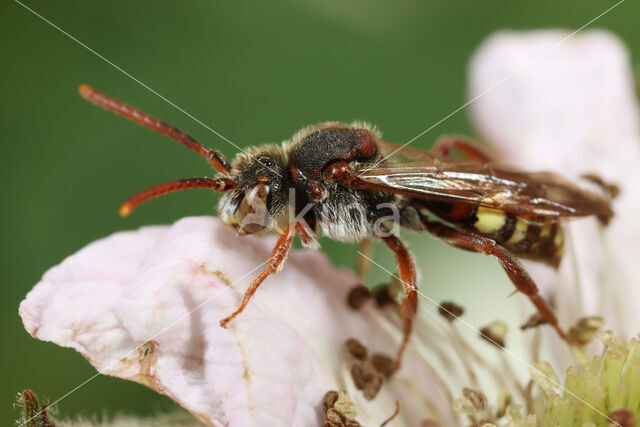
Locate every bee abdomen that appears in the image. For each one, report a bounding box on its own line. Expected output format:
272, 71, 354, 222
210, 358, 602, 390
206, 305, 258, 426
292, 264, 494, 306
472, 206, 517, 243
425, 201, 564, 267
473, 208, 564, 267
497, 215, 564, 267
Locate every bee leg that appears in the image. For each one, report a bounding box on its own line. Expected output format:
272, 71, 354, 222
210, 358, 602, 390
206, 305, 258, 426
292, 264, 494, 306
422, 218, 575, 345
378, 231, 418, 371
432, 136, 493, 163
581, 173, 620, 199
356, 238, 373, 283
220, 221, 315, 328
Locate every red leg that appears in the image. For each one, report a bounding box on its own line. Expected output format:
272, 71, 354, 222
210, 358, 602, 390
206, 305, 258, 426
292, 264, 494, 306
220, 222, 315, 327
378, 232, 418, 371
432, 136, 492, 163
356, 238, 373, 283
422, 218, 574, 344
79, 84, 232, 174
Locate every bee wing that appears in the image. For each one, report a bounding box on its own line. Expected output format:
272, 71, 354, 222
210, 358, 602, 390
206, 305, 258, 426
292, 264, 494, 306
354, 160, 613, 221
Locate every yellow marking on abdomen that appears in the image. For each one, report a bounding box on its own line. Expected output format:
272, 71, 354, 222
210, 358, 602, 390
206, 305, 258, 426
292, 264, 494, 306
474, 207, 506, 234
531, 222, 553, 250
507, 219, 528, 244
540, 223, 552, 238
554, 227, 565, 256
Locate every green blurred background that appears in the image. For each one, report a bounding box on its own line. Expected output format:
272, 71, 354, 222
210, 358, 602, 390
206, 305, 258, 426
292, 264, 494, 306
2, 0, 639, 423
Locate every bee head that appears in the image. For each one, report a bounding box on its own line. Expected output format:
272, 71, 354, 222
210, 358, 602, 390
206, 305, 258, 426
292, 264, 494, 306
218, 146, 289, 235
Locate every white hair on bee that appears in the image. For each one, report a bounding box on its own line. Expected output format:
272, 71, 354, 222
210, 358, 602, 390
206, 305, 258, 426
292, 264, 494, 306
316, 184, 371, 242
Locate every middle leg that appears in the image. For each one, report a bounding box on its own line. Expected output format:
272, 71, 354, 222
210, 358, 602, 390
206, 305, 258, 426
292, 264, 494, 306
356, 238, 374, 283
378, 231, 418, 370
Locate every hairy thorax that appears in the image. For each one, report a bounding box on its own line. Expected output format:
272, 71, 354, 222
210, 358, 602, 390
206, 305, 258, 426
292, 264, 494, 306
286, 123, 388, 241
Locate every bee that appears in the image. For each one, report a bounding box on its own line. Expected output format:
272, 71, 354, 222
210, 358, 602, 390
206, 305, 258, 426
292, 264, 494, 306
79, 84, 614, 371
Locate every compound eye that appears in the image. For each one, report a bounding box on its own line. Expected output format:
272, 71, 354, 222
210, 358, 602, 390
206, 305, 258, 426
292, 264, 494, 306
235, 183, 270, 235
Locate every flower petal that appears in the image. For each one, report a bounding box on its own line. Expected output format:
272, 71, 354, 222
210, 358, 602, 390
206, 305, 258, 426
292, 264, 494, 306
468, 30, 640, 340
20, 216, 455, 426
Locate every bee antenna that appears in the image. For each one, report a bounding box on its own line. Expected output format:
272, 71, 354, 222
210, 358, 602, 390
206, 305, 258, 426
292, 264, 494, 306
119, 177, 236, 217
78, 84, 232, 176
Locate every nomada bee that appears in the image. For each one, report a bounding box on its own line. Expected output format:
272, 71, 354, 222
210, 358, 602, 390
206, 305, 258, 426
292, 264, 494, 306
79, 84, 614, 370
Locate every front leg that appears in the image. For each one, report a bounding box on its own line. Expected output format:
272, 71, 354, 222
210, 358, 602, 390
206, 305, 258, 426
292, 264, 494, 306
220, 221, 316, 328
421, 218, 575, 344
356, 238, 373, 283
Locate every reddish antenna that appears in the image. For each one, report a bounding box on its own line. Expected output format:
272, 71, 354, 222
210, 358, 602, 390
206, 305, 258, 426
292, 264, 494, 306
119, 177, 235, 217
78, 85, 237, 216
78, 84, 232, 175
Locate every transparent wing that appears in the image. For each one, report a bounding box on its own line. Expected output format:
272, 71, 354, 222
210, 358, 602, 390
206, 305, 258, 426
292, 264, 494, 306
354, 160, 613, 221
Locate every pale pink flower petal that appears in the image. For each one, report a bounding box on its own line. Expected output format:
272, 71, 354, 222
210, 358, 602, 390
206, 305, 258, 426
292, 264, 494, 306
468, 30, 640, 343
20, 216, 456, 426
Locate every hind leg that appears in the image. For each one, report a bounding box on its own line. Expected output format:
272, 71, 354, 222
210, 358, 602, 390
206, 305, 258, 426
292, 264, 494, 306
356, 238, 374, 283
421, 217, 576, 344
